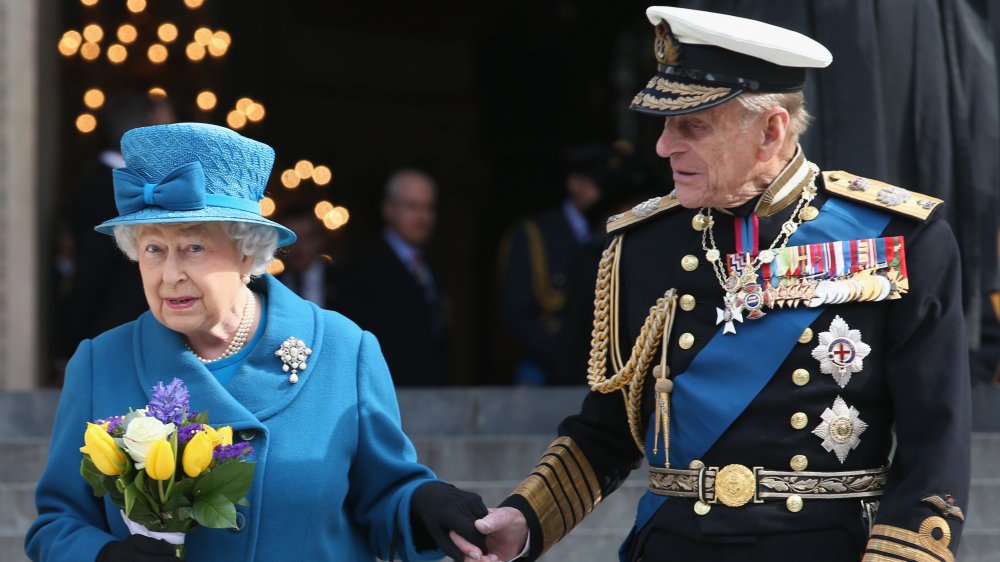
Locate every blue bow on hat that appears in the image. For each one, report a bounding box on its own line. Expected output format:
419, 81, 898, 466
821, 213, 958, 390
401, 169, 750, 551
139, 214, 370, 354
94, 122, 296, 247
112, 161, 207, 215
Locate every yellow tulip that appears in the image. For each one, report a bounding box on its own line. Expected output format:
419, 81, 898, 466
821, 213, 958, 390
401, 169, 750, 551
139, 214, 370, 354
182, 431, 213, 477
202, 425, 233, 448
80, 422, 126, 476
144, 439, 175, 481
217, 426, 233, 447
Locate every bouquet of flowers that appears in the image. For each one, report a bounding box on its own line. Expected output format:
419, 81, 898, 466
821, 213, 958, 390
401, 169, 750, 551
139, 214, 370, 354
79, 378, 254, 558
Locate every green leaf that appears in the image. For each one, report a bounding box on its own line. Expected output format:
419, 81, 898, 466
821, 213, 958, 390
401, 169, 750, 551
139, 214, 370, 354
192, 493, 237, 529
169, 477, 196, 500
124, 482, 139, 517
135, 471, 160, 515
162, 490, 192, 512
192, 410, 209, 424
80, 457, 107, 496
103, 475, 125, 506
195, 462, 254, 503
236, 497, 250, 508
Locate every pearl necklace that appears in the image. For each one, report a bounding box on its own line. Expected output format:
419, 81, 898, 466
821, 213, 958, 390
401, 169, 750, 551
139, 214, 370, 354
186, 287, 256, 363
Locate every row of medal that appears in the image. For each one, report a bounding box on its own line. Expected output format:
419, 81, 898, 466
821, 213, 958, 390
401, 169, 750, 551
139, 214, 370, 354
728, 236, 909, 312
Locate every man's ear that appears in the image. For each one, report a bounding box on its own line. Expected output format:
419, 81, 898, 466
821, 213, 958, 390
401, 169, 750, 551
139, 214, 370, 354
758, 107, 790, 162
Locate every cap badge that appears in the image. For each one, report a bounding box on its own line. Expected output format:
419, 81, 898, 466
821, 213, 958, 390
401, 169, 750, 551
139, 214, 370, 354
653, 23, 680, 66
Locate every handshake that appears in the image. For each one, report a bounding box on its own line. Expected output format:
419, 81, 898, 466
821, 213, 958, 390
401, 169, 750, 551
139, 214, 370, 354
411, 481, 529, 562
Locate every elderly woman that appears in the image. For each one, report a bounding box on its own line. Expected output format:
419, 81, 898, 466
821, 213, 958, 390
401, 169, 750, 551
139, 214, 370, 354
25, 123, 486, 561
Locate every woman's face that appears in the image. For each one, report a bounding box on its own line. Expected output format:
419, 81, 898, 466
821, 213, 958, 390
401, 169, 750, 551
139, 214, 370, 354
136, 222, 250, 339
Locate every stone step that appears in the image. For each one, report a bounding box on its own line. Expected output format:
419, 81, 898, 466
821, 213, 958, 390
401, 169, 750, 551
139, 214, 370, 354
0, 533, 29, 562
0, 439, 48, 484
958, 530, 1000, 562
397, 387, 588, 436
0, 390, 59, 439
0, 484, 35, 535
967, 479, 1000, 532
971, 433, 1000, 480
412, 435, 555, 482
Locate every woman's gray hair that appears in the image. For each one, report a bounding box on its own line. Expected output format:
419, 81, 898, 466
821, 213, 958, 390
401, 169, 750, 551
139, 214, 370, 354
737, 91, 811, 141
112, 221, 279, 276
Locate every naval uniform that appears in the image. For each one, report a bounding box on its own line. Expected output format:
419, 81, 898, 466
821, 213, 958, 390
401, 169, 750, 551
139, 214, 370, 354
501, 150, 971, 562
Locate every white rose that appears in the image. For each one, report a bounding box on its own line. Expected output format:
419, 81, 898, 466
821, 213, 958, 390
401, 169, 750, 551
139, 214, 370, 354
122, 416, 175, 469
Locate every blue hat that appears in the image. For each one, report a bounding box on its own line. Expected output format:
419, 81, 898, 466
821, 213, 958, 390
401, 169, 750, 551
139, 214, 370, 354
95, 123, 296, 247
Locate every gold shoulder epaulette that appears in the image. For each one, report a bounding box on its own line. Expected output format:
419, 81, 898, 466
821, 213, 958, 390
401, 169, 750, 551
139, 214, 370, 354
823, 171, 943, 221
606, 194, 682, 234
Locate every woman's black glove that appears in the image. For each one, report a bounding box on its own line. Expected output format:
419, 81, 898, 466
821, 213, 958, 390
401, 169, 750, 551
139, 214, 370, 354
410, 481, 489, 560
96, 535, 181, 562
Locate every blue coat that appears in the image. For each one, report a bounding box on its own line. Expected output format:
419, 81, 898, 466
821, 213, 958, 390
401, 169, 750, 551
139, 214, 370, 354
26, 275, 442, 561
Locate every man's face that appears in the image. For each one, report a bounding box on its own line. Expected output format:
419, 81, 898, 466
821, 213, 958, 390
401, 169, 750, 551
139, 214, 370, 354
383, 174, 437, 247
655, 101, 761, 208
283, 215, 325, 272
566, 173, 601, 212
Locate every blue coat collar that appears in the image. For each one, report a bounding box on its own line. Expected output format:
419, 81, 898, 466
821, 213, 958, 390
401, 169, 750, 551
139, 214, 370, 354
131, 274, 326, 429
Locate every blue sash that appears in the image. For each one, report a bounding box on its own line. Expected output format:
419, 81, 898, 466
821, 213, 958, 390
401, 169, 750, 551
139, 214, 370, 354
620, 198, 891, 560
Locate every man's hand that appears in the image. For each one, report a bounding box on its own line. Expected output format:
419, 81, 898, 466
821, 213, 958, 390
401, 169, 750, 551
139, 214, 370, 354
449, 507, 529, 562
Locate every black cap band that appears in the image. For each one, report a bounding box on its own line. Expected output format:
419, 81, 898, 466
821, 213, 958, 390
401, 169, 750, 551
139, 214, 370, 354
663, 44, 806, 92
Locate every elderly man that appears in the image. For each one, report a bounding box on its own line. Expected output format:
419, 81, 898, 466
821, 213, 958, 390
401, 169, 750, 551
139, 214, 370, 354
336, 169, 447, 386
454, 6, 970, 562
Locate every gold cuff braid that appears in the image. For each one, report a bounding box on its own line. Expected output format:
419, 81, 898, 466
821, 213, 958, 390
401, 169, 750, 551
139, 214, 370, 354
512, 437, 602, 555
863, 516, 955, 562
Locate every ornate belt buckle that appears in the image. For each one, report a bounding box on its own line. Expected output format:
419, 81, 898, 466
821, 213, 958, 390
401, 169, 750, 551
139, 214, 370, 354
713, 464, 756, 507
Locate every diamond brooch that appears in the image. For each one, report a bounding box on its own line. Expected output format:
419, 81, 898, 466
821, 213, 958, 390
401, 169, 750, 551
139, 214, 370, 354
275, 337, 311, 384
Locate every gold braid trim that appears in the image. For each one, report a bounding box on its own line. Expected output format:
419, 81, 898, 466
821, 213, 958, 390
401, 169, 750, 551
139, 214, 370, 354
651, 77, 730, 97
523, 220, 566, 314
863, 516, 954, 562
633, 91, 730, 112
587, 234, 677, 453
512, 437, 602, 556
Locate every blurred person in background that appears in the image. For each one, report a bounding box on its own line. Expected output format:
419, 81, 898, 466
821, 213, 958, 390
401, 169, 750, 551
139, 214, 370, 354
64, 91, 176, 363
335, 169, 448, 386
275, 204, 338, 308
498, 143, 654, 385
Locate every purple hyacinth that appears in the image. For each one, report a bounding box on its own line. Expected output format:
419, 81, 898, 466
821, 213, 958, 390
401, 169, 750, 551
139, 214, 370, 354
213, 442, 254, 464
146, 378, 190, 425
177, 423, 204, 445
95, 416, 124, 434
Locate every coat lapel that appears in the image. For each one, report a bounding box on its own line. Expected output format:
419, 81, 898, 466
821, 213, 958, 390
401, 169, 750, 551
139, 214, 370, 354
131, 275, 324, 428
133, 311, 259, 428
225, 275, 325, 422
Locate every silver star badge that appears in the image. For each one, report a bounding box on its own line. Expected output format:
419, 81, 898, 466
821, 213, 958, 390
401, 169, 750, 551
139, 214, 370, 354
275, 337, 312, 384
812, 396, 868, 464
811, 315, 871, 387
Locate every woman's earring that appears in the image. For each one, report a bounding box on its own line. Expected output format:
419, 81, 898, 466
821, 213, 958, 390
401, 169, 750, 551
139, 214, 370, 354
241, 273, 251, 285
